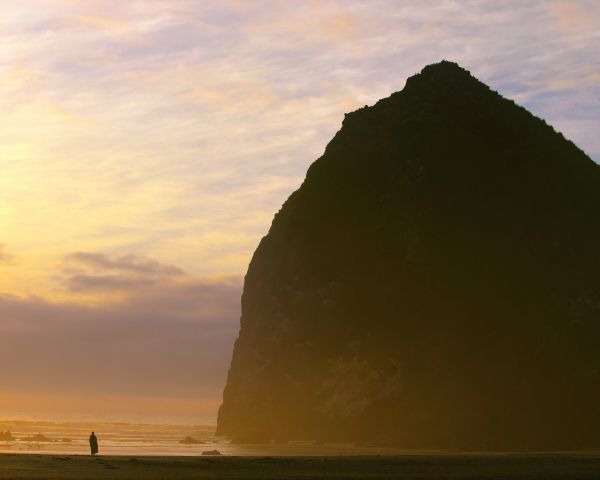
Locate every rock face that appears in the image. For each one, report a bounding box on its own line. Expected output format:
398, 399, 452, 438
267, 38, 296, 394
217, 61, 600, 450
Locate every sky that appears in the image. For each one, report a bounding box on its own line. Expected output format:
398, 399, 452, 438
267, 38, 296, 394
0, 0, 599, 424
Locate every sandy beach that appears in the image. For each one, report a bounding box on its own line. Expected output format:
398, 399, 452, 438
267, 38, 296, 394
2, 452, 600, 479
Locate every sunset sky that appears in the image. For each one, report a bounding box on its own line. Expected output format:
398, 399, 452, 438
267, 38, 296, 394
1, 0, 599, 424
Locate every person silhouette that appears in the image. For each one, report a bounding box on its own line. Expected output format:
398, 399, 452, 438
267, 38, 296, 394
89, 431, 98, 455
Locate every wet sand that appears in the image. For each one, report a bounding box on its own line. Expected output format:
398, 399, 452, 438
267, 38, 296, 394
2, 452, 600, 479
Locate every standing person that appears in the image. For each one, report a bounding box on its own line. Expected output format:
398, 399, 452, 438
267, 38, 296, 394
89, 431, 98, 455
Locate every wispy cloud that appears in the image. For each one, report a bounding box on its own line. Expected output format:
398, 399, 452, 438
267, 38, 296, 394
0, 244, 16, 264
550, 1, 596, 28
66, 273, 159, 293
2, 3, 598, 294
66, 251, 185, 276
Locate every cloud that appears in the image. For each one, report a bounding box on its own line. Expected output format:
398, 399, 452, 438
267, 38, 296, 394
550, 1, 594, 27
66, 273, 158, 292
9, 251, 245, 418
0, 273, 242, 422
66, 251, 185, 276
74, 14, 145, 44
0, 244, 16, 264
62, 251, 186, 293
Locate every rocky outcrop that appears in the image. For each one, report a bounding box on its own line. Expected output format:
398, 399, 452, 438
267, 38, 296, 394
0, 431, 15, 441
179, 436, 204, 445
217, 61, 600, 450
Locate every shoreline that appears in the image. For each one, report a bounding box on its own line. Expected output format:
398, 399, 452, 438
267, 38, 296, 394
2, 451, 600, 479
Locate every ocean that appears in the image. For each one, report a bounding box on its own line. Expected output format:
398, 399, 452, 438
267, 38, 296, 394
0, 419, 411, 456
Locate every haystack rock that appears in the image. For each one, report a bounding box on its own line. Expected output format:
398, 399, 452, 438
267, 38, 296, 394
217, 61, 600, 450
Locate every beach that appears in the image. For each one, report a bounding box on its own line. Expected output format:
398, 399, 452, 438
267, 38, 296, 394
2, 452, 600, 479
3, 420, 600, 478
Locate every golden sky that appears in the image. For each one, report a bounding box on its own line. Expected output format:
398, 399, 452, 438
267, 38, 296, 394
0, 0, 598, 424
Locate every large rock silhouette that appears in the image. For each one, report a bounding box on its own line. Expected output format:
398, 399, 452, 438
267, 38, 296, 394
217, 61, 600, 450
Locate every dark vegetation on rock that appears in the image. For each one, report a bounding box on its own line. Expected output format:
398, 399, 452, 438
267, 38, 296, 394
179, 436, 204, 444
217, 61, 600, 450
201, 449, 222, 456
